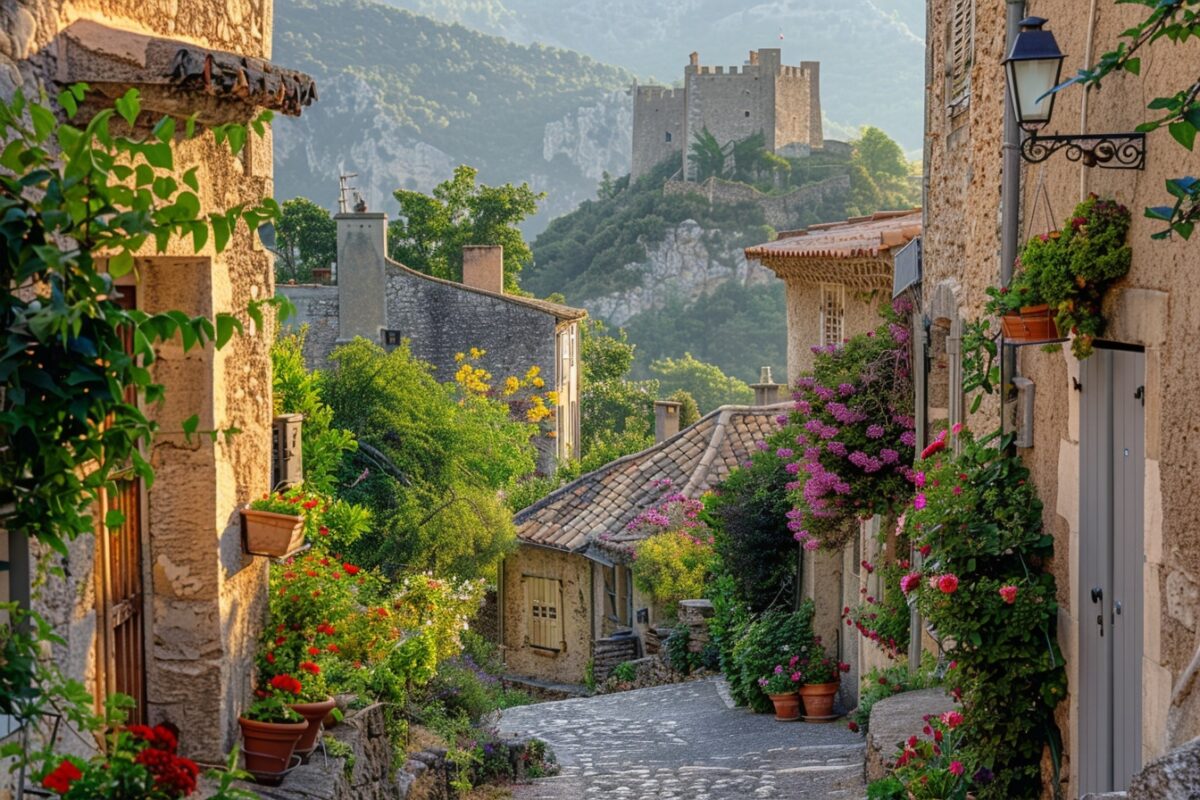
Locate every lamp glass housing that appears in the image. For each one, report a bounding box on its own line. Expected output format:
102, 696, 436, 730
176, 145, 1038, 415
1003, 17, 1066, 131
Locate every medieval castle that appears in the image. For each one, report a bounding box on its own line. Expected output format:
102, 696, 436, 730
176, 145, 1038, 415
631, 48, 823, 180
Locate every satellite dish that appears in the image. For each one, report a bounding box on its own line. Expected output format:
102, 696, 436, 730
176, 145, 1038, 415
257, 221, 278, 253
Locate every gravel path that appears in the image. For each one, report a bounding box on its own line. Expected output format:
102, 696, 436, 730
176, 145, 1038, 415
497, 679, 865, 799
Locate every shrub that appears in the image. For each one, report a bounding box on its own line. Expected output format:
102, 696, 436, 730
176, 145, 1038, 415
665, 627, 698, 674
729, 602, 815, 713
847, 658, 940, 736
632, 530, 714, 615
611, 662, 637, 683
709, 455, 797, 611
706, 573, 751, 680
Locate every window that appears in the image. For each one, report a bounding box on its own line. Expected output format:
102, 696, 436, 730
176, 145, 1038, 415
819, 283, 845, 347
525, 576, 562, 652
382, 329, 403, 347
744, 110, 751, 117
946, 0, 975, 112
665, 131, 672, 143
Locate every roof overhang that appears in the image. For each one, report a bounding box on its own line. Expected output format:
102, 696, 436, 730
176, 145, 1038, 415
55, 20, 317, 125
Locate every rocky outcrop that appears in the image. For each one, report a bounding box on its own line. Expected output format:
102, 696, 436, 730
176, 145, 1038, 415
586, 219, 776, 325
543, 90, 633, 181
1129, 736, 1200, 799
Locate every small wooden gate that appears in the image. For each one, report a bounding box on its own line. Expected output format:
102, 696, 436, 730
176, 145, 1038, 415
96, 285, 146, 723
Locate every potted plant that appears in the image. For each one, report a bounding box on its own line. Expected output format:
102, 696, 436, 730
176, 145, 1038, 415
287, 663, 336, 755
985, 270, 1058, 345
238, 675, 308, 781
889, 710, 978, 800
241, 489, 311, 558
758, 665, 802, 721
989, 195, 1131, 357
797, 638, 848, 720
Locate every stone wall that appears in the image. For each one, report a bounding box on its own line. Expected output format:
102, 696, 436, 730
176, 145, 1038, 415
663, 173, 851, 232
501, 546, 593, 685
593, 635, 639, 683
1, 0, 280, 772
922, 0, 1200, 792
783, 282, 889, 382
280, 284, 340, 368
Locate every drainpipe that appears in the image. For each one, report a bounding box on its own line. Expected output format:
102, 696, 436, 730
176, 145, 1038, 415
1000, 0, 1027, 432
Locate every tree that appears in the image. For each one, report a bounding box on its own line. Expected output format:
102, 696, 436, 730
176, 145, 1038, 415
730, 131, 791, 186
276, 196, 336, 283
669, 389, 700, 427
648, 353, 753, 413
389, 165, 543, 291
322, 338, 536, 581
850, 126, 919, 210
688, 127, 727, 181
578, 320, 658, 465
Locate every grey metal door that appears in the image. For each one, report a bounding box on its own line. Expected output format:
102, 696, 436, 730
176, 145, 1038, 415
1079, 347, 1144, 795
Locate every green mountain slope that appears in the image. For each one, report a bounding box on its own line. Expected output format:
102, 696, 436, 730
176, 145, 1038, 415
273, 0, 634, 227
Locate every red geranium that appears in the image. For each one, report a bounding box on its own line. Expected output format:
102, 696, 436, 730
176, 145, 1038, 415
270, 674, 303, 695
299, 661, 321, 675
343, 563, 360, 576
41, 760, 82, 794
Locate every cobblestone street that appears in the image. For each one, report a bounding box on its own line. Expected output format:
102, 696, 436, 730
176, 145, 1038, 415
498, 680, 866, 799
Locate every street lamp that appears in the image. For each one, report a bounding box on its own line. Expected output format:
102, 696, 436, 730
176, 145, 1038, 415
1003, 16, 1145, 169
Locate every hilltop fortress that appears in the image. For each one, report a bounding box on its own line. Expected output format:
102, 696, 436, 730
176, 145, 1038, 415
631, 48, 823, 180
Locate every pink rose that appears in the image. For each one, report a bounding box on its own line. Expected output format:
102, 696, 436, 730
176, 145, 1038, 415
999, 585, 1018, 604
949, 760, 964, 777
942, 710, 964, 728
938, 574, 959, 594
900, 572, 922, 595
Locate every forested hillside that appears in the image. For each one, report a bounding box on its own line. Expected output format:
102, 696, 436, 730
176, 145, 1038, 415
273, 0, 634, 228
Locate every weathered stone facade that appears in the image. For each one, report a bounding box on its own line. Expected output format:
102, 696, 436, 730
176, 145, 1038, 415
921, 1, 1200, 794
631, 48, 823, 180
279, 213, 585, 472
0, 0, 311, 778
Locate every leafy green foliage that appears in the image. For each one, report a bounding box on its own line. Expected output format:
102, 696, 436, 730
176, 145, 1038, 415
708, 454, 798, 612
1061, 0, 1200, 238
611, 662, 637, 683
905, 430, 1066, 799
850, 126, 918, 209
632, 531, 715, 612
578, 319, 657, 461
847, 658, 940, 736
648, 353, 753, 413
276, 196, 337, 283
0, 86, 282, 557
323, 338, 534, 580
668, 389, 700, 427
688, 127, 727, 182
273, 330, 359, 494
728, 603, 816, 713
389, 165, 542, 291
705, 573, 751, 681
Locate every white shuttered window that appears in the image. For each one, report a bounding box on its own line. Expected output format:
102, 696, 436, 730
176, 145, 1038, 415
819, 283, 846, 347
946, 0, 975, 112
525, 576, 563, 651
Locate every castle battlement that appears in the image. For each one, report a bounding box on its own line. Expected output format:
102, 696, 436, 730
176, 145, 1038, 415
631, 48, 823, 180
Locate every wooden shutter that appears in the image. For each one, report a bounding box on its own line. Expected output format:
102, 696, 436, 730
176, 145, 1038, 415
819, 283, 845, 347
947, 0, 975, 110
526, 576, 562, 651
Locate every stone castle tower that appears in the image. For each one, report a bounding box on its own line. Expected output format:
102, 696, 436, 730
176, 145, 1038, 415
631, 48, 823, 180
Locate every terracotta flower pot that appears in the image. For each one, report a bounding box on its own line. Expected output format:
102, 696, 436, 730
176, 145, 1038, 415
290, 696, 337, 754
768, 692, 801, 721
799, 681, 839, 718
241, 508, 306, 558
238, 716, 307, 779
1000, 304, 1060, 343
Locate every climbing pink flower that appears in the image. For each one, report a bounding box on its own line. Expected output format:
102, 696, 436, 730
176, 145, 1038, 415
999, 585, 1019, 605
938, 574, 959, 594
942, 710, 964, 729
949, 760, 964, 777
913, 493, 926, 510
900, 572, 922, 595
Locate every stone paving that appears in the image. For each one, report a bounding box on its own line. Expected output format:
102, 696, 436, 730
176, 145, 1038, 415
498, 679, 866, 799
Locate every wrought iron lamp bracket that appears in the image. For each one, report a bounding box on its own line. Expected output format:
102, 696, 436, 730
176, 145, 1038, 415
1019, 131, 1146, 170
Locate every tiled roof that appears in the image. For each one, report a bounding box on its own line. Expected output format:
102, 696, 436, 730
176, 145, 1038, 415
514, 403, 791, 553
744, 209, 922, 261
386, 258, 587, 322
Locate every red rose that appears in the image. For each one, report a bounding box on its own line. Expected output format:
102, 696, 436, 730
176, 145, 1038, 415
938, 574, 959, 594
999, 585, 1019, 605
343, 563, 360, 576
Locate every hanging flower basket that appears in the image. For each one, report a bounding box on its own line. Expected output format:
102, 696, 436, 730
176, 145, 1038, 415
241, 508, 306, 558
999, 304, 1060, 344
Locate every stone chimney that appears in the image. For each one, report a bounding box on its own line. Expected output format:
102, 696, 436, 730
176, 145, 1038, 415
654, 400, 682, 443
751, 366, 782, 406
748, 50, 759, 66
689, 51, 700, 67
462, 245, 504, 294
335, 210, 388, 343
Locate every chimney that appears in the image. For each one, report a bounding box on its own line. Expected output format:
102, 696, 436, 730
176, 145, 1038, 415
751, 366, 782, 406
748, 50, 759, 66
689, 51, 700, 67
335, 209, 388, 343
462, 245, 504, 294
654, 400, 682, 443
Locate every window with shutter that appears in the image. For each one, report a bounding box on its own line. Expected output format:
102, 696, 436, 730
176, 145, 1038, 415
819, 283, 846, 347
525, 576, 563, 652
946, 0, 975, 113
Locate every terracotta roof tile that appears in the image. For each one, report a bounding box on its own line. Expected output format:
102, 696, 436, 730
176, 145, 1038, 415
744, 209, 921, 261
514, 403, 791, 552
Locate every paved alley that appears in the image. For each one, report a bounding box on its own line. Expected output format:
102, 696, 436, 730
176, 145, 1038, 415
498, 679, 866, 800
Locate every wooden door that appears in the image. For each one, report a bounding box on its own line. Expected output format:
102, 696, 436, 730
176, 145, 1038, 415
96, 285, 147, 723
1079, 347, 1144, 795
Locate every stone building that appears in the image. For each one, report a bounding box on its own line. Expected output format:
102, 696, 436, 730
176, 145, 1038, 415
279, 212, 586, 472
919, 0, 1200, 795
0, 0, 315, 775
742, 210, 921, 710
503, 398, 787, 686
631, 48, 823, 180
